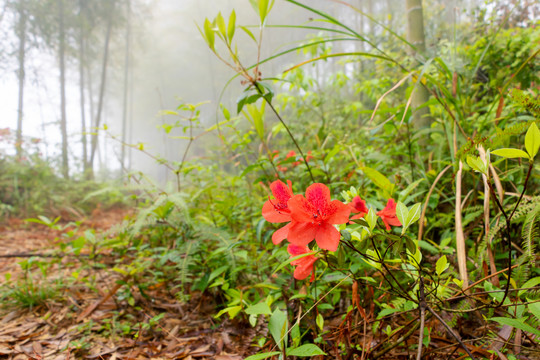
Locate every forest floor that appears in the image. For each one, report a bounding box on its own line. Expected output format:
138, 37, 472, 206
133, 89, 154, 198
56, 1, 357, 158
1, 209, 533, 360
0, 208, 254, 360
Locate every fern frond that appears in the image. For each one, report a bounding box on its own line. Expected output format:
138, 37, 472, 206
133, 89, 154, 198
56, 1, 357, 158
521, 202, 540, 269
510, 88, 540, 117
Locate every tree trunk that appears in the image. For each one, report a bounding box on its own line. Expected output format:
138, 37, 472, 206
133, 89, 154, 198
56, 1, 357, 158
89, 0, 114, 177
121, 0, 131, 173
16, 1, 27, 159
79, 0, 88, 176
59, 0, 69, 179
406, 0, 431, 130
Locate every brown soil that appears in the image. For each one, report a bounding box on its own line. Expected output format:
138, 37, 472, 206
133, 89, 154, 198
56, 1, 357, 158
0, 208, 254, 360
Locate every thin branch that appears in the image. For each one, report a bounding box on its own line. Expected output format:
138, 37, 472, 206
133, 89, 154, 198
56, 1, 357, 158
426, 305, 476, 360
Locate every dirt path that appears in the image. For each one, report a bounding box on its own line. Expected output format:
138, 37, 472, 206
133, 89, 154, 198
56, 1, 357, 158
0, 208, 256, 360
0, 208, 129, 282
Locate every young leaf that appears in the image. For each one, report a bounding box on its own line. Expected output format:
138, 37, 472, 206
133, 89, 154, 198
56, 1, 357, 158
435, 255, 449, 276
396, 201, 409, 230
216, 13, 226, 39
491, 148, 530, 159
366, 208, 377, 232
258, 0, 270, 24
316, 313, 324, 331
466, 155, 487, 174
405, 203, 422, 227
227, 10, 236, 42
240, 26, 257, 43
525, 122, 540, 158
203, 19, 215, 50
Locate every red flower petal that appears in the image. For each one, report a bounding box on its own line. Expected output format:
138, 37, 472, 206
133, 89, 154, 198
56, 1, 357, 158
325, 200, 351, 224
293, 257, 316, 280
315, 223, 341, 251
288, 221, 318, 247
287, 243, 308, 258
288, 195, 316, 223
272, 223, 292, 245
287, 244, 317, 280
377, 198, 401, 231
350, 196, 368, 214
270, 180, 293, 204
262, 180, 294, 223
305, 183, 331, 211
262, 200, 291, 223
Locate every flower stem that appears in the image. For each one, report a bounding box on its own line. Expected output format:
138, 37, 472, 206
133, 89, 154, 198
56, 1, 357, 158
254, 81, 316, 183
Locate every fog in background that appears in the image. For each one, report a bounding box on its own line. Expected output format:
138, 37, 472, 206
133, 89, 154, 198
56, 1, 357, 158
1, 0, 511, 183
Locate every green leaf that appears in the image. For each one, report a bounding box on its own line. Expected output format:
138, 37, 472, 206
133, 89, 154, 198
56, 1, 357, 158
246, 103, 265, 140
316, 313, 324, 331
258, 0, 274, 24
360, 167, 395, 198
240, 26, 257, 43
208, 265, 228, 283
245, 302, 272, 315
519, 276, 540, 298
396, 201, 409, 229
404, 236, 416, 254
398, 179, 425, 202
216, 13, 226, 39
215, 305, 242, 319
286, 344, 326, 357
490, 317, 540, 337
435, 255, 449, 276
203, 19, 215, 50
366, 208, 377, 231
237, 92, 261, 114
491, 148, 530, 159
269, 308, 288, 350
525, 122, 540, 158
244, 352, 281, 360
227, 10, 236, 42
405, 203, 422, 227
466, 155, 487, 174
528, 301, 540, 322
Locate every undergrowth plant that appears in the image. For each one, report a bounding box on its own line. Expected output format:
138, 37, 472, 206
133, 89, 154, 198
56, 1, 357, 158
2, 1, 537, 359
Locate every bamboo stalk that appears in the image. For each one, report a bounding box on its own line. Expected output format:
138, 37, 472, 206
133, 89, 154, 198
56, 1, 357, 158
479, 146, 499, 286
455, 160, 469, 290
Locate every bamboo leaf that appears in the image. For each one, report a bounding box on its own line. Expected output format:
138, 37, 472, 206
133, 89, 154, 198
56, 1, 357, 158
216, 13, 226, 39
203, 19, 215, 50
227, 10, 236, 42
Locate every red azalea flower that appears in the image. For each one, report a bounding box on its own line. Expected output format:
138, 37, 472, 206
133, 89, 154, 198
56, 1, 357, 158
304, 151, 314, 163
285, 150, 302, 168
287, 183, 351, 252
377, 198, 402, 231
287, 244, 317, 281
262, 180, 294, 244
349, 195, 368, 221
285, 150, 296, 159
